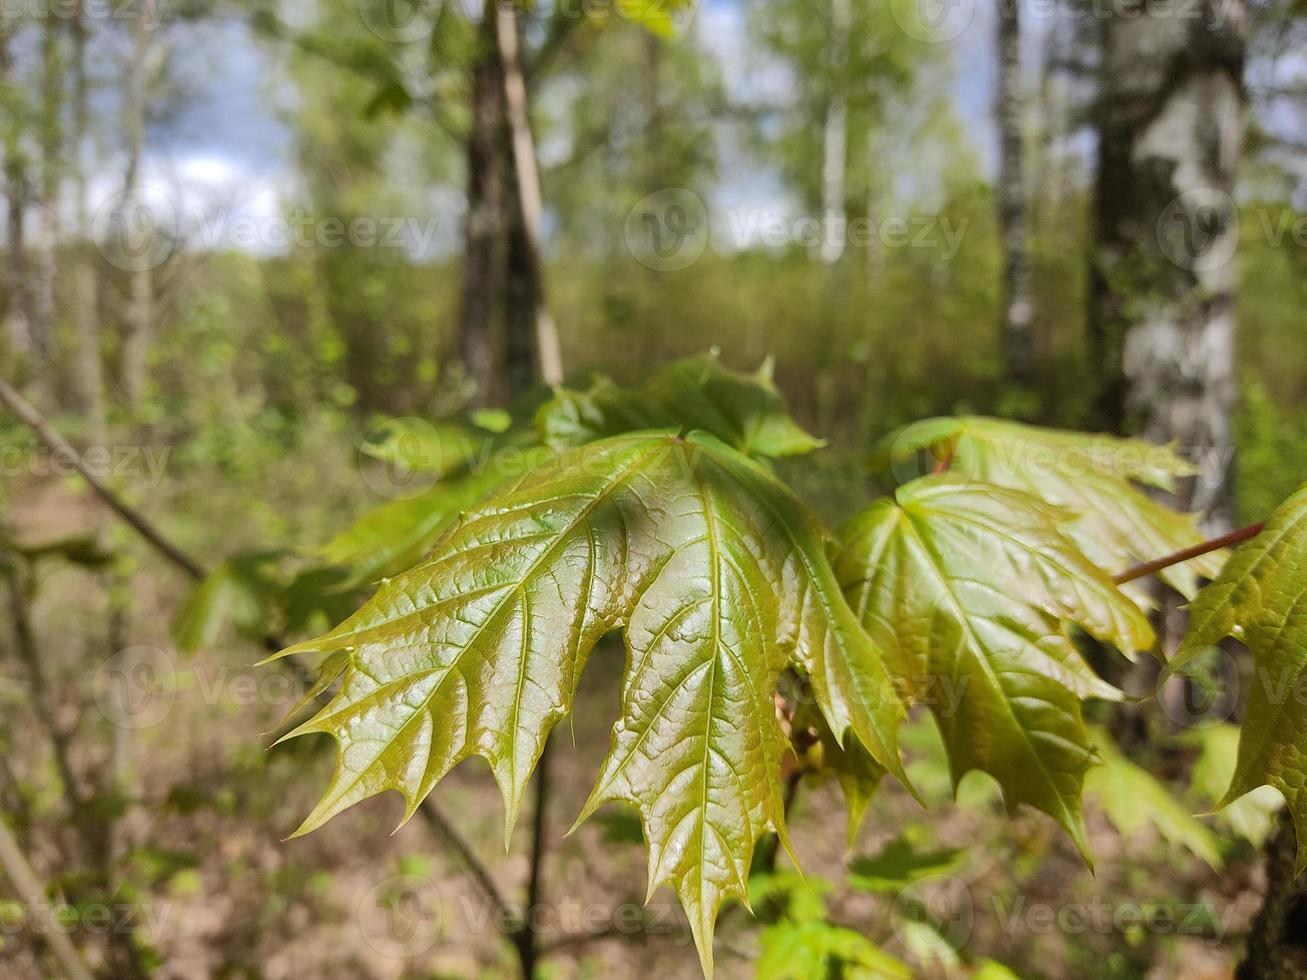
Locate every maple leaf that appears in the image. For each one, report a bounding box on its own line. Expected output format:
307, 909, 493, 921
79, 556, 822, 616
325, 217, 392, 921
267, 431, 907, 976
1166, 482, 1307, 871
833, 477, 1153, 857
879, 416, 1224, 599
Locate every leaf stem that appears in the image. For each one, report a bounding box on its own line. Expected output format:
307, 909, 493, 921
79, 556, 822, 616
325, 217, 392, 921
1112, 521, 1264, 585
931, 443, 955, 476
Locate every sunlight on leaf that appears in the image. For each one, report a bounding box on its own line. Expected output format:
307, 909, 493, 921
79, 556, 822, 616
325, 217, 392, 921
267, 431, 907, 977
878, 416, 1223, 600
835, 477, 1152, 858
1166, 482, 1307, 870
537, 351, 824, 460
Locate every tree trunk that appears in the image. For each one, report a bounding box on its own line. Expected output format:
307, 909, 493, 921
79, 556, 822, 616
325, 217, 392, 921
0, 817, 95, 980
496, 1, 564, 388
1088, 0, 1246, 534
458, 0, 509, 408
819, 0, 851, 265
30, 17, 61, 377
504, 175, 537, 402
1238, 813, 1307, 979
997, 0, 1034, 384
119, 5, 154, 414
1, 13, 33, 377
70, 2, 105, 444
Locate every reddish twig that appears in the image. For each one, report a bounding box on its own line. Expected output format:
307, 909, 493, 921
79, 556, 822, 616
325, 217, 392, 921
1112, 522, 1265, 585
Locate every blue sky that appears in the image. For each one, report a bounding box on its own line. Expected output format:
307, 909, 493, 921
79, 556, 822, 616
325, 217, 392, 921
119, 0, 1305, 254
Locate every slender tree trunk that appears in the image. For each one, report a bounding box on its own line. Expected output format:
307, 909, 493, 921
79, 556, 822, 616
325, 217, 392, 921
70, 3, 105, 444
1238, 813, 1307, 979
819, 0, 851, 265
30, 17, 61, 378
120, 5, 154, 414
504, 178, 536, 401
1, 12, 33, 376
998, 0, 1034, 384
0, 818, 95, 980
458, 0, 509, 408
496, 1, 563, 388
1088, 0, 1246, 533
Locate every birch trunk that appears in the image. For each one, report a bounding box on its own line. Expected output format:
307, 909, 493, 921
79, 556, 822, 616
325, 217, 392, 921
29, 17, 61, 382
0, 12, 32, 374
119, 4, 154, 413
1089, 0, 1247, 534
819, 0, 851, 265
70, 2, 105, 444
997, 0, 1034, 383
495, 1, 563, 387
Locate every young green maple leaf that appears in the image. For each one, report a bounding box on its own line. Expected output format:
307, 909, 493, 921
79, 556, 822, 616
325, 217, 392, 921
537, 351, 825, 459
1165, 482, 1307, 871
879, 416, 1223, 599
833, 477, 1153, 858
317, 468, 508, 588
1084, 727, 1223, 869
267, 431, 907, 977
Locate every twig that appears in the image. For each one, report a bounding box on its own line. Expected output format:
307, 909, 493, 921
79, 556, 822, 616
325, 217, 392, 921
509, 737, 552, 978
0, 378, 517, 956
3, 562, 92, 835
0, 818, 96, 980
1112, 521, 1264, 585
415, 803, 514, 923
931, 443, 955, 476
0, 378, 205, 581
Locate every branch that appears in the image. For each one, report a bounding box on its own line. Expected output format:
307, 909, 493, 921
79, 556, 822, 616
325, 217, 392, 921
0, 379, 206, 581
0, 378, 515, 944
0, 817, 95, 980
1112, 522, 1264, 586
415, 802, 515, 922
3, 563, 90, 826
